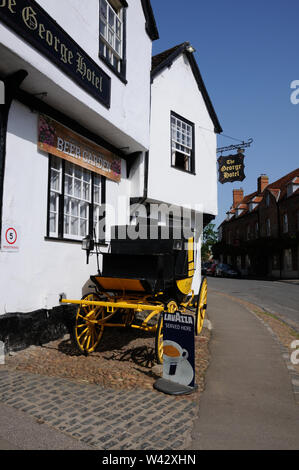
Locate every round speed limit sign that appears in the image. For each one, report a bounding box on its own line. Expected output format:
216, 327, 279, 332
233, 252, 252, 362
5, 227, 18, 245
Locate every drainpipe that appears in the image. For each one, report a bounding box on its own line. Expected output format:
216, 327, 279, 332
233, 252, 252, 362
0, 70, 28, 246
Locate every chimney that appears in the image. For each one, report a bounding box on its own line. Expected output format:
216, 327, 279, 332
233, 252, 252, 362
233, 189, 244, 208
257, 174, 269, 193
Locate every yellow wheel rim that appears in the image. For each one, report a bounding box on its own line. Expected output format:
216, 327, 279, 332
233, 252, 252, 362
196, 277, 207, 335
156, 314, 164, 364
75, 293, 104, 354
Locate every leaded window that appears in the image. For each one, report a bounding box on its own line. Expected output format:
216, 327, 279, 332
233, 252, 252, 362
171, 112, 195, 174
48, 156, 105, 241
99, 0, 126, 78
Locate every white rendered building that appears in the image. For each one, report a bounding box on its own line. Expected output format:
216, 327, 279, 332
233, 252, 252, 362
0, 2, 221, 350
131, 43, 222, 294
0, 1, 158, 342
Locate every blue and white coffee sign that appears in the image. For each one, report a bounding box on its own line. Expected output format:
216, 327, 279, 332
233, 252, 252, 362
163, 311, 195, 388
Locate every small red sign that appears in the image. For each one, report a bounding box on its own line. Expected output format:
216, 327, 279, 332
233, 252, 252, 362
5, 227, 17, 245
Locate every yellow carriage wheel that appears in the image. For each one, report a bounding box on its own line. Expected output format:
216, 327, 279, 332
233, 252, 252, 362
155, 313, 164, 365
196, 277, 208, 335
74, 293, 105, 355
155, 300, 178, 364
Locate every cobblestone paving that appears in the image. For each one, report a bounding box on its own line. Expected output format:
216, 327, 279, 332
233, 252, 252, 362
0, 367, 198, 450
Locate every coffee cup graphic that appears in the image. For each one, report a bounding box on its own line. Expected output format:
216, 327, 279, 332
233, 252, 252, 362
163, 340, 189, 376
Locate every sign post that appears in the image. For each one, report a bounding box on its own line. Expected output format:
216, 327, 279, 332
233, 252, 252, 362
154, 311, 197, 395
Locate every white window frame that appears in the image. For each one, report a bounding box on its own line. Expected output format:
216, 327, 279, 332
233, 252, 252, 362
48, 157, 104, 242
64, 163, 91, 241
93, 174, 103, 240
49, 156, 62, 238
171, 113, 194, 174
100, 0, 124, 73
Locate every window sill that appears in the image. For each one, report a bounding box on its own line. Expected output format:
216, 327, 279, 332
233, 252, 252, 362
45, 236, 108, 247
99, 54, 127, 84
171, 165, 196, 176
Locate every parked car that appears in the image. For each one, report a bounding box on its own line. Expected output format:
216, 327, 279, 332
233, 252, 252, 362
215, 263, 240, 278
206, 262, 217, 276
202, 261, 212, 275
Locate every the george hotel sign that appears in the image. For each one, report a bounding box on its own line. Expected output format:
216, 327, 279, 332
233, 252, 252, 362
218, 152, 246, 184
0, 0, 111, 108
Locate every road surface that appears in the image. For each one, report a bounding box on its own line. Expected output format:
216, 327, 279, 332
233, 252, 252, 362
207, 276, 299, 332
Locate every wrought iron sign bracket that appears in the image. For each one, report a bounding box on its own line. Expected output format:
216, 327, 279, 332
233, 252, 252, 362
217, 138, 253, 155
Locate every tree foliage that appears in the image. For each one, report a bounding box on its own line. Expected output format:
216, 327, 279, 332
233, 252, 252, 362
201, 223, 218, 261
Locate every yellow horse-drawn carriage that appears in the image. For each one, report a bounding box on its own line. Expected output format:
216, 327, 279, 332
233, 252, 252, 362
61, 227, 207, 364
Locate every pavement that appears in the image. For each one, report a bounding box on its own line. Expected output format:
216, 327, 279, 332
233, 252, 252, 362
0, 368, 197, 450
0, 289, 298, 451
191, 291, 299, 450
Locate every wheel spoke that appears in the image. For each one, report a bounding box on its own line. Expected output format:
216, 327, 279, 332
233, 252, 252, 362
77, 327, 88, 340
73, 293, 106, 354
86, 331, 91, 351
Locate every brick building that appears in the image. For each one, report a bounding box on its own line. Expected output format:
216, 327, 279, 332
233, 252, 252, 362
214, 169, 299, 279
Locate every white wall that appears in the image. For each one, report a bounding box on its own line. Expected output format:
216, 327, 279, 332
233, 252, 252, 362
148, 53, 219, 294
0, 0, 152, 151
148, 54, 218, 216
0, 100, 129, 314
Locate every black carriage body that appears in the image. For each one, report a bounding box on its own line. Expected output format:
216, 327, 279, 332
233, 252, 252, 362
92, 226, 194, 302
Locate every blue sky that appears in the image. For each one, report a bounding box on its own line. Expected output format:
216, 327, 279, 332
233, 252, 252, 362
150, 0, 299, 228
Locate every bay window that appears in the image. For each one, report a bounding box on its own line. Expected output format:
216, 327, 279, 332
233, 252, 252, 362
48, 156, 105, 242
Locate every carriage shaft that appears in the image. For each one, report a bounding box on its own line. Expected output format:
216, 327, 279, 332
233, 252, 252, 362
60, 298, 164, 313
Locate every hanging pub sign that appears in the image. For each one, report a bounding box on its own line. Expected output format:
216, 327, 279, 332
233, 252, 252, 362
0, 0, 111, 108
218, 152, 246, 184
38, 114, 121, 182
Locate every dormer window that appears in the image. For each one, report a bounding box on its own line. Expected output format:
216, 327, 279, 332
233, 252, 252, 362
287, 179, 299, 197
99, 0, 126, 80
